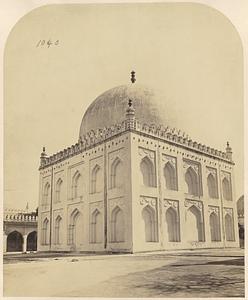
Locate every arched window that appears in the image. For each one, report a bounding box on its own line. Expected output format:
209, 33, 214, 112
111, 207, 125, 242
42, 218, 49, 245
225, 214, 235, 241
186, 205, 204, 242
209, 212, 221, 241
164, 162, 177, 190
72, 171, 82, 199
222, 177, 232, 201
90, 209, 102, 243
91, 165, 101, 194
165, 207, 180, 242
55, 178, 63, 203
185, 167, 199, 196
140, 156, 156, 187
110, 158, 123, 189
43, 182, 50, 205
207, 174, 218, 199
54, 216, 62, 245
142, 205, 158, 242
68, 209, 82, 246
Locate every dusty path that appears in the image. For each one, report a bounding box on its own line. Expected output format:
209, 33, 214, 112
3, 249, 244, 297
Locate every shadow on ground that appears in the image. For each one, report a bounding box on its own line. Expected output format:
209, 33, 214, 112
79, 257, 244, 298
170, 258, 244, 267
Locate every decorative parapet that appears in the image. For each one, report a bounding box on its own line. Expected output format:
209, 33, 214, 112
39, 118, 233, 169
4, 210, 38, 223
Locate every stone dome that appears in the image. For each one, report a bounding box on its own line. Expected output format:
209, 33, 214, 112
79, 83, 177, 138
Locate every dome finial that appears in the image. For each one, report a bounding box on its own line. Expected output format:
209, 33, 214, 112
131, 71, 136, 83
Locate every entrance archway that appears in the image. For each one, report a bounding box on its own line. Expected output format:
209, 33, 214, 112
27, 231, 37, 251
7, 231, 23, 252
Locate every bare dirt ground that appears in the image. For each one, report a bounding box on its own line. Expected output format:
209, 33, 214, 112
3, 248, 245, 297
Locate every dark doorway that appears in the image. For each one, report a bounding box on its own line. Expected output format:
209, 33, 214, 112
27, 231, 37, 251
238, 223, 244, 248
7, 231, 23, 252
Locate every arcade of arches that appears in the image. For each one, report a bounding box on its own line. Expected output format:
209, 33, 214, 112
3, 210, 38, 253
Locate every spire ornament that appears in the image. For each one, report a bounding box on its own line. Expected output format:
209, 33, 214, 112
40, 146, 47, 168
131, 71, 136, 83
226, 141, 232, 161
125, 98, 136, 130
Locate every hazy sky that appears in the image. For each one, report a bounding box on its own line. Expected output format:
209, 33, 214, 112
4, 3, 243, 210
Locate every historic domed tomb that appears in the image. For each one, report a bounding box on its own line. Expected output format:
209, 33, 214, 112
38, 73, 239, 253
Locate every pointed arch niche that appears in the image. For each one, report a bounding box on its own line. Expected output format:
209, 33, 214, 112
209, 211, 221, 242
43, 182, 50, 205
71, 171, 83, 199
42, 218, 49, 245
55, 178, 63, 203
222, 177, 232, 201
142, 205, 158, 242
140, 156, 156, 187
185, 203, 204, 242
165, 206, 180, 242
111, 206, 125, 242
164, 161, 177, 191
54, 215, 62, 245
185, 166, 200, 196
68, 209, 82, 246
90, 209, 102, 243
225, 212, 235, 241
91, 164, 102, 194
110, 157, 123, 189
207, 172, 218, 199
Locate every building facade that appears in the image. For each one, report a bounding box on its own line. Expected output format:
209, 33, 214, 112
38, 81, 239, 253
3, 209, 37, 253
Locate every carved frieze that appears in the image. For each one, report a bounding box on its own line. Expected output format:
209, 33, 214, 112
221, 171, 231, 182
183, 159, 200, 175
140, 196, 157, 207
90, 156, 103, 170
109, 197, 125, 210
224, 207, 233, 216
108, 148, 125, 164
184, 199, 203, 210
208, 205, 219, 215
90, 201, 104, 213
162, 154, 176, 168
138, 147, 155, 161
206, 167, 217, 178
163, 199, 178, 209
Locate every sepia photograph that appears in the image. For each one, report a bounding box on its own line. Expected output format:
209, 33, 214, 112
2, 1, 246, 298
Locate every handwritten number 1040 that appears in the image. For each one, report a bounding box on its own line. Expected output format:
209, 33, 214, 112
36, 40, 59, 48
